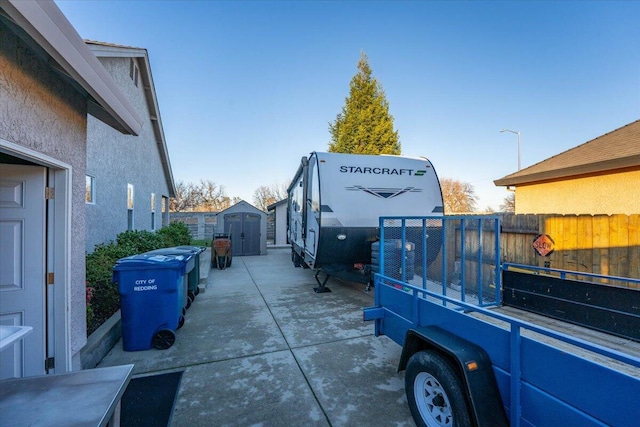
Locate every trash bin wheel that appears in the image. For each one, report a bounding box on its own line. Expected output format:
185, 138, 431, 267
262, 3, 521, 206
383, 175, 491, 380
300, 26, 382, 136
195, 287, 200, 296
152, 329, 176, 350
177, 315, 185, 329
188, 290, 196, 301
185, 296, 192, 310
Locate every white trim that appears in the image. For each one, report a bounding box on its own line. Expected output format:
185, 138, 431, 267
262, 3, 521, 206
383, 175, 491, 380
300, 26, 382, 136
1, 138, 72, 373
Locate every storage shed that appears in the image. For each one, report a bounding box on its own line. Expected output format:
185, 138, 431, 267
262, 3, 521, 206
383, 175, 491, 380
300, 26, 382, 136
216, 200, 267, 256
267, 199, 288, 246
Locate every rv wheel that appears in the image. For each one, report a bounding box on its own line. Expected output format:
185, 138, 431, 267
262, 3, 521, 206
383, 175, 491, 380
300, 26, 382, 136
292, 250, 301, 267
405, 350, 472, 427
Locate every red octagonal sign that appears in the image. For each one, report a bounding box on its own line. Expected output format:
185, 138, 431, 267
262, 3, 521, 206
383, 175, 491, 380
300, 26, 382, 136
533, 234, 555, 257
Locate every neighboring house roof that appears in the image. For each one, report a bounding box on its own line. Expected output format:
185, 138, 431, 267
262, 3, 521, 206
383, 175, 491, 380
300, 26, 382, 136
267, 199, 287, 211
494, 119, 640, 187
86, 40, 176, 197
0, 0, 143, 135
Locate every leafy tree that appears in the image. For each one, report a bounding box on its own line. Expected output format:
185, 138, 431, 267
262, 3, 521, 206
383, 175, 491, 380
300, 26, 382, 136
500, 193, 516, 212
328, 51, 400, 155
253, 182, 289, 211
440, 178, 478, 213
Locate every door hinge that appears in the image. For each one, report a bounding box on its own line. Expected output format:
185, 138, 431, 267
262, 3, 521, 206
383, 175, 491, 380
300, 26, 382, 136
47, 272, 54, 285
45, 357, 55, 372
45, 187, 54, 199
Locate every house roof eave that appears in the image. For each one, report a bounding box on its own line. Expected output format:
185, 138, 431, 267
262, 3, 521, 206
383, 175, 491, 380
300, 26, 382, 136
2, 0, 143, 135
494, 155, 640, 187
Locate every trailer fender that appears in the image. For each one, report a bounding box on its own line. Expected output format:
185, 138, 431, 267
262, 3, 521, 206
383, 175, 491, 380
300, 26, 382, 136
399, 326, 508, 427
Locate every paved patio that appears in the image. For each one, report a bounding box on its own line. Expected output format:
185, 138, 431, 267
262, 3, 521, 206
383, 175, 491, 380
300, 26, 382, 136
97, 247, 416, 426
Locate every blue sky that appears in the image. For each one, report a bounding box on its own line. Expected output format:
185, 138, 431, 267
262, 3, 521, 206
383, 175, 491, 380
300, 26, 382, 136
56, 0, 640, 210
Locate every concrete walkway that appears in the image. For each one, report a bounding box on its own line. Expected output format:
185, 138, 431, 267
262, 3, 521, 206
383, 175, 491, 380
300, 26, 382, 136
98, 247, 415, 426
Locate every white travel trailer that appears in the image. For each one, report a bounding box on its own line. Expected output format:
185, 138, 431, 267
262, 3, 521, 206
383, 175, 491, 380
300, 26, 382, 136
287, 152, 444, 291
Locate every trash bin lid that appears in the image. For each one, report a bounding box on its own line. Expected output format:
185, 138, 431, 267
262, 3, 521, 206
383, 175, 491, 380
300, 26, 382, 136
145, 248, 196, 271
113, 253, 189, 271
173, 245, 206, 254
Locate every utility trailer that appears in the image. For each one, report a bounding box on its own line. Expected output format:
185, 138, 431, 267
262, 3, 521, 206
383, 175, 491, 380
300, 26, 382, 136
287, 152, 444, 292
363, 215, 640, 427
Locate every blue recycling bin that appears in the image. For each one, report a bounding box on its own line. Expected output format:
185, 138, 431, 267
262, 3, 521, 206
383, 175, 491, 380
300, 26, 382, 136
113, 253, 190, 351
172, 246, 206, 299
145, 248, 195, 311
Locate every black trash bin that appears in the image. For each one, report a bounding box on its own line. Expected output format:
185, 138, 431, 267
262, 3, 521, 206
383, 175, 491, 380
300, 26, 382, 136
113, 253, 191, 351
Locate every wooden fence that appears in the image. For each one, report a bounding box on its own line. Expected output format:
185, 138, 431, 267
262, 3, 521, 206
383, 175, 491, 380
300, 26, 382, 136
427, 214, 640, 291
500, 213, 639, 284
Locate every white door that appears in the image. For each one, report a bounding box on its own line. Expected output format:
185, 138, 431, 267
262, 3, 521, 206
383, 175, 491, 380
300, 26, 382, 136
0, 164, 46, 379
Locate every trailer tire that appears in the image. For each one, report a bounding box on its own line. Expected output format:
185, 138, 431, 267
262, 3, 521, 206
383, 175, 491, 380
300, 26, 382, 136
405, 350, 472, 427
292, 250, 302, 267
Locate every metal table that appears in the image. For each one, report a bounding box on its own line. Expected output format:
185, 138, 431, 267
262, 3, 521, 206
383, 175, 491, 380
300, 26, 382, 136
0, 364, 134, 427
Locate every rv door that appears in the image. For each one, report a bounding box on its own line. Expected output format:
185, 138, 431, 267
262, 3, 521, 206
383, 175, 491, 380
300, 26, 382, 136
304, 155, 320, 261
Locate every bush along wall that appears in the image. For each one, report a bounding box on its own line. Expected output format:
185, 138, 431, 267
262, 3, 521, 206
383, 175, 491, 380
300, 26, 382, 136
85, 222, 192, 335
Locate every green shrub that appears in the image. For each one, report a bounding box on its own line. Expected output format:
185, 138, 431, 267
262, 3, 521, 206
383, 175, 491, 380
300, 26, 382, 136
116, 229, 164, 253
85, 242, 133, 335
156, 221, 192, 247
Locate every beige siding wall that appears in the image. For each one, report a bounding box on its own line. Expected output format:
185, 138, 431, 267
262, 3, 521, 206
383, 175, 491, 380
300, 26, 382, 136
515, 170, 640, 215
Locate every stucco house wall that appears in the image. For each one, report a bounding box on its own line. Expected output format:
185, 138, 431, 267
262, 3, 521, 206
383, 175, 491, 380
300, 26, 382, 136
85, 49, 173, 252
515, 170, 640, 215
1, 1, 142, 377
0, 18, 89, 369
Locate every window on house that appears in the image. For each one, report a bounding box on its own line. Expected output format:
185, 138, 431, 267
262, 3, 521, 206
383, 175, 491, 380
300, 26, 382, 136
127, 184, 134, 230
162, 196, 168, 226
151, 193, 156, 231
85, 175, 95, 204
129, 58, 139, 87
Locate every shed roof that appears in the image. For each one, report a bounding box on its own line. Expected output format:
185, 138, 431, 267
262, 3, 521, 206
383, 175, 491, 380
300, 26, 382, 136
0, 0, 143, 135
494, 119, 640, 187
267, 199, 287, 211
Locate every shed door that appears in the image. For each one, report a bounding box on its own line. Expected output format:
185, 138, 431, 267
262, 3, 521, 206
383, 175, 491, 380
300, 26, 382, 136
0, 164, 46, 379
224, 212, 261, 256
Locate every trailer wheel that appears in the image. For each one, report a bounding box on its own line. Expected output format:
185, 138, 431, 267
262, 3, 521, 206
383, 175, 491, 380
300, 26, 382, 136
292, 250, 301, 267
405, 350, 472, 427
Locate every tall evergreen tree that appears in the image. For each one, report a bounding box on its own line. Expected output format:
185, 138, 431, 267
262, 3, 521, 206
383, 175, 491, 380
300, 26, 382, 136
328, 52, 400, 154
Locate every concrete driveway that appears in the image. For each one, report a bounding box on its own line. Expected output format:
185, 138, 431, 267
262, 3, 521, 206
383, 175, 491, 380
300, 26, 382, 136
98, 247, 415, 426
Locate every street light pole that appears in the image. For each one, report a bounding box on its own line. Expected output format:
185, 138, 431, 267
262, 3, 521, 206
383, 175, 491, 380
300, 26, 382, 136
500, 129, 521, 170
